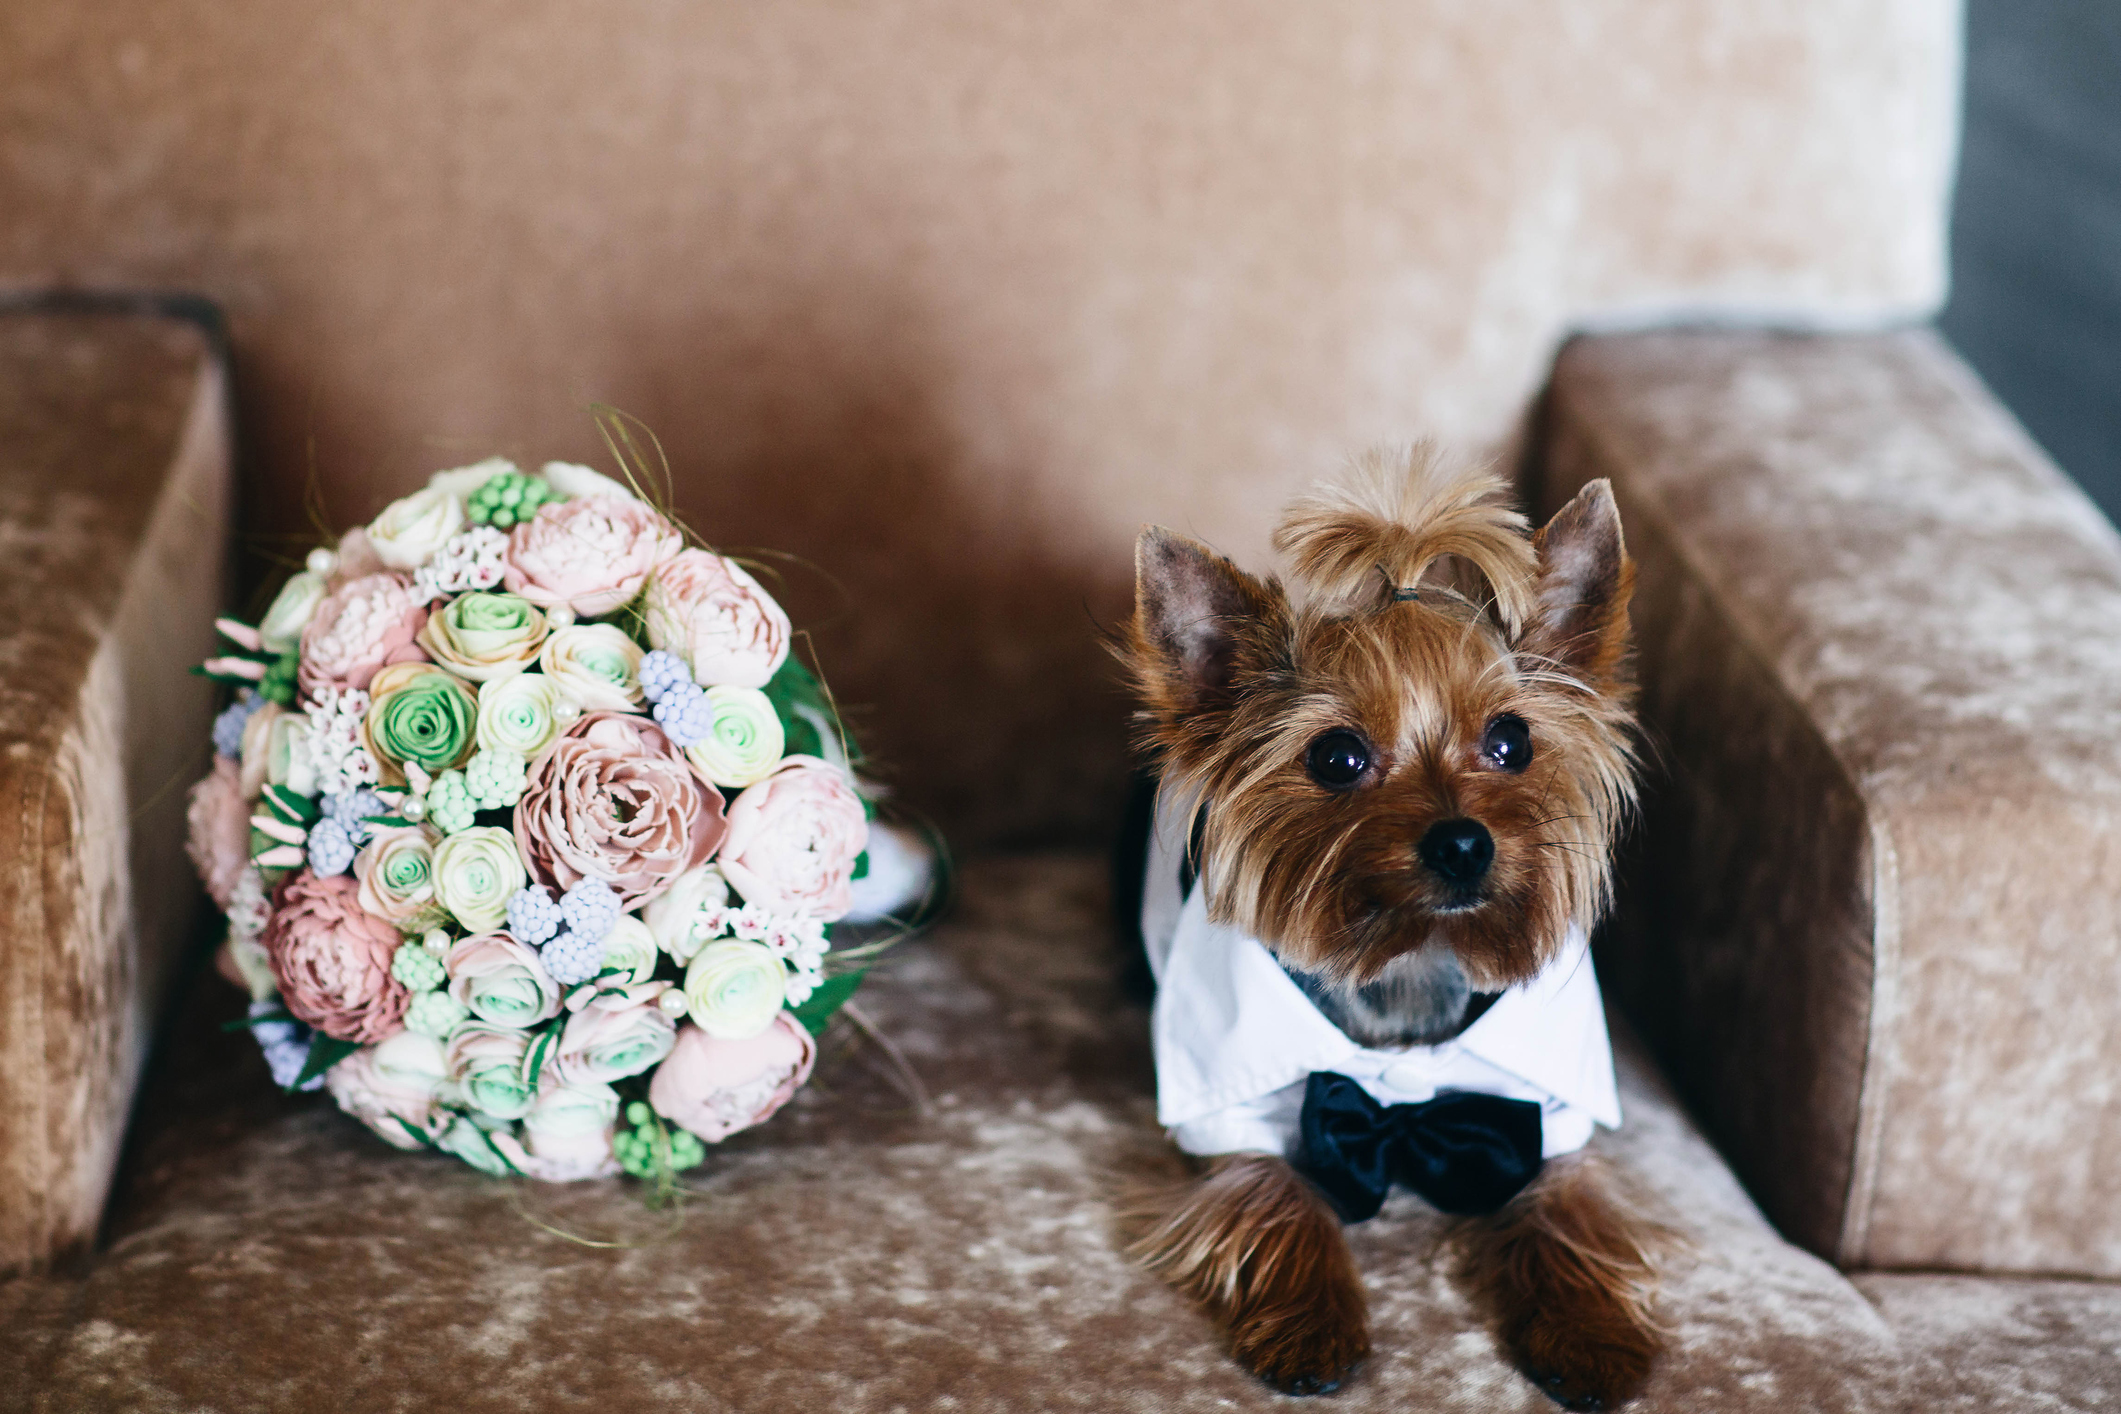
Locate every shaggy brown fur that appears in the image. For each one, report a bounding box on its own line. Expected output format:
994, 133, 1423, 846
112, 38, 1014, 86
1116, 446, 1662, 1406
1126, 1156, 1371, 1395
1457, 1155, 1668, 1412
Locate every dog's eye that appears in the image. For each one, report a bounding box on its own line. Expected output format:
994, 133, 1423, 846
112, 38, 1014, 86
1480, 714, 1532, 773
1304, 729, 1371, 790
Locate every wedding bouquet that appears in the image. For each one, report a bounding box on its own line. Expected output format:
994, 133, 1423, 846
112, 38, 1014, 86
186, 451, 875, 1183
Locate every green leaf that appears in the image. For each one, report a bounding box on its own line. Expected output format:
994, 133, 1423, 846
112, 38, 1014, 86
762, 655, 828, 759
851, 849, 870, 881
292, 1034, 362, 1090
521, 1027, 558, 1089
223, 1007, 295, 1033
789, 968, 867, 1036
262, 783, 322, 826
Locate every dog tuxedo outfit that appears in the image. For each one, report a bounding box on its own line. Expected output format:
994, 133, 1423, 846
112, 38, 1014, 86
1140, 788, 1621, 1219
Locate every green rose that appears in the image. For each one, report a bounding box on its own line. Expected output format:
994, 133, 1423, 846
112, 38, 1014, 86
259, 570, 327, 653
684, 685, 787, 788
432, 826, 527, 933
475, 671, 574, 759
365, 664, 478, 775
683, 939, 787, 1040
417, 591, 548, 682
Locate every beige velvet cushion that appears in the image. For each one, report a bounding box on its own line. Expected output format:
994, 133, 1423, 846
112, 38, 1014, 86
1541, 329, 2121, 1277
0, 307, 230, 1275
0, 1, 1960, 847
12, 855, 2118, 1413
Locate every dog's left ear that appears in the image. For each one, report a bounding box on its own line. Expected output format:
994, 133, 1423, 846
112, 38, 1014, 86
1520, 479, 1634, 687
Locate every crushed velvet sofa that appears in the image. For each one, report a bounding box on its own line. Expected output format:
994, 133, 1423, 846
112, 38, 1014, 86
6, 2, 2121, 1410
6, 309, 2120, 1414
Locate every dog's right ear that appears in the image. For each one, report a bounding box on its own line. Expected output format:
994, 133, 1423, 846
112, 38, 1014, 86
1125, 527, 1281, 720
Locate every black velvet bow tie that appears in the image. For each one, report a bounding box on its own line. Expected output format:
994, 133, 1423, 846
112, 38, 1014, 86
1293, 1071, 1544, 1222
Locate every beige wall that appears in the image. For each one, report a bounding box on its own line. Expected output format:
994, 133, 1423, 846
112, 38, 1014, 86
1, 1, 1960, 844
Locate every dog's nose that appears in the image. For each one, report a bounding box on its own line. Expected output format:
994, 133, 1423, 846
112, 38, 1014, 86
1419, 819, 1494, 885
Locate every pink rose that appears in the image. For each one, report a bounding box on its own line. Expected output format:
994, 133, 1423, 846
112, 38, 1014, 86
555, 982, 677, 1085
642, 549, 791, 689
325, 1031, 452, 1149
649, 1013, 816, 1143
502, 496, 684, 618
297, 572, 430, 698
717, 757, 868, 919
515, 712, 728, 908
186, 756, 251, 910
263, 872, 411, 1043
445, 932, 563, 1030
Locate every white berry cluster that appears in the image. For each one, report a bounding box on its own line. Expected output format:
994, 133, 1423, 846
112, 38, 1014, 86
304, 687, 380, 797
412, 526, 510, 602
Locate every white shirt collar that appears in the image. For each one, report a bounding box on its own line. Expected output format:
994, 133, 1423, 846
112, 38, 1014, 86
1141, 787, 1620, 1144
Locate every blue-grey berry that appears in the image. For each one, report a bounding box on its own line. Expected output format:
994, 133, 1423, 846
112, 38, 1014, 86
507, 885, 563, 945
307, 818, 356, 876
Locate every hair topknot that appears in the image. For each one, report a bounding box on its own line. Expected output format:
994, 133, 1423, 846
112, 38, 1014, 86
1271, 444, 1537, 634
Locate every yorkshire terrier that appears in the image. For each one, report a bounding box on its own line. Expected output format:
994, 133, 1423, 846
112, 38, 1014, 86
1115, 448, 1662, 1409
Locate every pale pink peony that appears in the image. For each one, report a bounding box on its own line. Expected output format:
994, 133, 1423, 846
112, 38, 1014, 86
186, 756, 251, 910
515, 712, 728, 908
297, 572, 430, 698
717, 757, 868, 919
642, 549, 791, 689
263, 872, 411, 1043
649, 1013, 816, 1143
502, 496, 684, 618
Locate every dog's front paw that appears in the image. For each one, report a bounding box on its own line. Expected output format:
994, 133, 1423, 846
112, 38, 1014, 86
1510, 1316, 1656, 1412
1228, 1293, 1370, 1396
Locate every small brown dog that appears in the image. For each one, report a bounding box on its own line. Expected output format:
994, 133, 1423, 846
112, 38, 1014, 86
1116, 448, 1662, 1409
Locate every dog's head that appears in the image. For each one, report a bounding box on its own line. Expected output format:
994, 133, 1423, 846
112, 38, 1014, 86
1119, 447, 1638, 990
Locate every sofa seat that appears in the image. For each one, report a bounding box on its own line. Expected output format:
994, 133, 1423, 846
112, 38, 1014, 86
3, 855, 2114, 1413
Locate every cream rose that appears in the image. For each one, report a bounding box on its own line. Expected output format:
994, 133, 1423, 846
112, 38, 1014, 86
263, 709, 319, 798
600, 914, 660, 984
649, 1014, 816, 1144
446, 931, 562, 1029
642, 549, 790, 689
716, 757, 868, 920
512, 1077, 622, 1181
368, 486, 467, 571
684, 686, 786, 789
683, 939, 786, 1041
538, 625, 645, 713
353, 823, 446, 931
259, 570, 328, 654
445, 1024, 538, 1119
428, 456, 520, 503
539, 461, 635, 503
326, 1030, 453, 1149
475, 671, 575, 758
432, 826, 528, 933
237, 700, 286, 799
502, 496, 683, 617
556, 983, 678, 1085
643, 864, 729, 965
417, 591, 548, 682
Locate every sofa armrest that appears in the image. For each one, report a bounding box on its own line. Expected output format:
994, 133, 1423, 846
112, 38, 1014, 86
1538, 328, 2121, 1278
0, 305, 230, 1275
